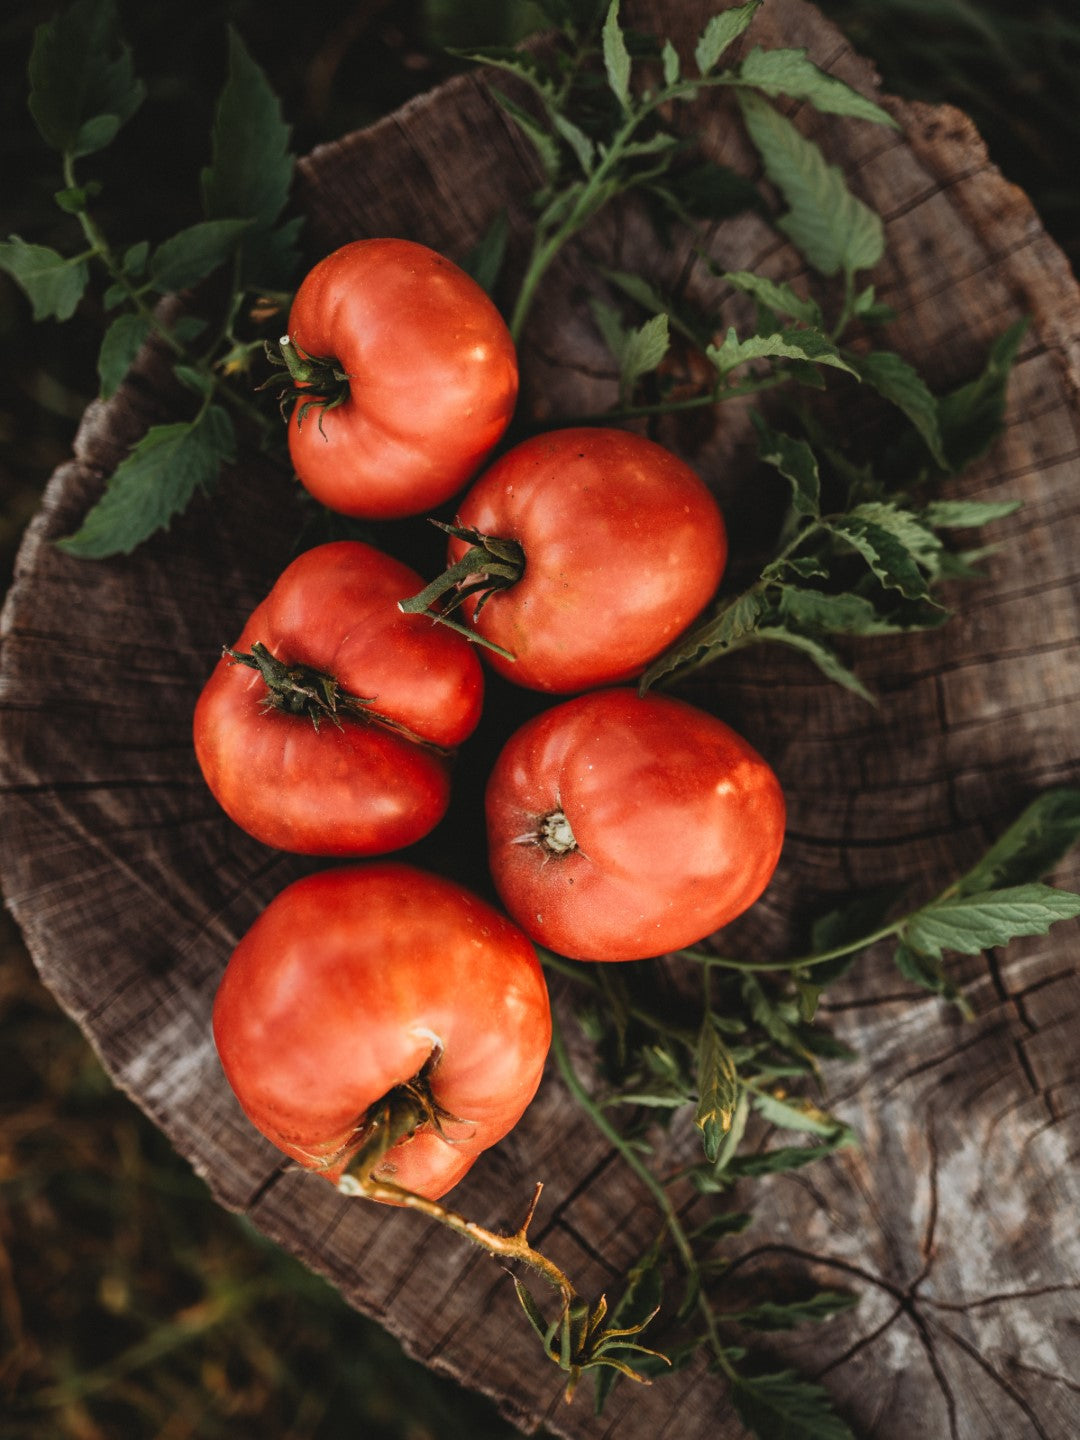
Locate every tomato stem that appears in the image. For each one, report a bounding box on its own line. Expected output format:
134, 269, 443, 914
259, 335, 350, 428
334, 1169, 665, 1399
225, 641, 445, 750
539, 809, 577, 856
225, 641, 375, 731
397, 522, 523, 662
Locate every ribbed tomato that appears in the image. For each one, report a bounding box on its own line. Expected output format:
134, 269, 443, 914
193, 540, 483, 855
212, 863, 551, 1200
401, 427, 726, 693
281, 238, 518, 519
485, 688, 786, 961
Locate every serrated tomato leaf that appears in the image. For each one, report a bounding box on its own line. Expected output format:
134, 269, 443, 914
0, 237, 89, 321
955, 789, 1080, 896
200, 28, 297, 287
739, 47, 898, 128
56, 405, 235, 558
149, 218, 252, 294
738, 91, 883, 278
903, 885, 1080, 958
28, 0, 144, 158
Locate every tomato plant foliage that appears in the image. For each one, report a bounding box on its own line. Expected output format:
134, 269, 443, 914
8, 1, 1080, 1435
213, 863, 552, 1200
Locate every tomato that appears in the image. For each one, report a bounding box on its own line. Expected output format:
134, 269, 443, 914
280, 238, 518, 519
212, 863, 552, 1201
402, 427, 726, 693
193, 540, 484, 855
485, 689, 786, 961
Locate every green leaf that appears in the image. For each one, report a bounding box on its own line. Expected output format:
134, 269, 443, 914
936, 319, 1027, 472
592, 304, 670, 397
639, 590, 765, 690
708, 325, 857, 379
490, 88, 562, 179
602, 0, 632, 110
956, 790, 1080, 896
723, 1289, 858, 1332
845, 349, 948, 467
738, 91, 884, 278
827, 511, 932, 599
121, 240, 149, 279
696, 1018, 739, 1161
172, 364, 214, 397
28, 0, 144, 158
752, 1091, 845, 1138
892, 941, 970, 1012
725, 1135, 855, 1179
462, 210, 510, 296
904, 884, 1080, 958
0, 237, 88, 321
738, 47, 899, 128
922, 498, 1021, 530
552, 111, 597, 173
661, 39, 680, 87
149, 218, 252, 294
454, 44, 557, 105
724, 269, 823, 327
54, 182, 100, 214
593, 1248, 663, 1413
775, 587, 913, 636
56, 404, 235, 558
648, 162, 766, 227
850, 500, 943, 572
97, 311, 152, 397
200, 28, 296, 286
602, 1091, 686, 1110
731, 1369, 856, 1440
695, 1, 762, 76
752, 626, 876, 704
753, 418, 821, 516
692, 1210, 753, 1242
602, 268, 707, 347
513, 1278, 552, 1346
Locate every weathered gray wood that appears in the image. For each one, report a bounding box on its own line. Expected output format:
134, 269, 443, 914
1, 2, 1078, 1435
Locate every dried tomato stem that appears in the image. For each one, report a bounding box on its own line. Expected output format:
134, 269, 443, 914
338, 1172, 575, 1305
539, 809, 577, 856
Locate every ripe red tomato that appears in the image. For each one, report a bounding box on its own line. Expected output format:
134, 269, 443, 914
193, 540, 483, 855
485, 689, 786, 961
406, 427, 727, 693
281, 238, 518, 519
212, 863, 552, 1201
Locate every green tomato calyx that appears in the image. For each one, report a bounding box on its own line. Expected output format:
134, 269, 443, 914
337, 1051, 462, 1186
260, 335, 350, 431
397, 520, 524, 662
225, 641, 444, 751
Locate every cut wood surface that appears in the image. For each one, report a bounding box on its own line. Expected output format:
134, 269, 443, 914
2, 2, 1079, 1435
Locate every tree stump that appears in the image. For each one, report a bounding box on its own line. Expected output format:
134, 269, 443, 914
2, 2, 1078, 1435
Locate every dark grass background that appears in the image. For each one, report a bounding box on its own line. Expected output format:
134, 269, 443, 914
1, 2, 1078, 1436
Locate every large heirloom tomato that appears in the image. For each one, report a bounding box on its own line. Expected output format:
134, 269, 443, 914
193, 540, 483, 855
404, 427, 727, 693
485, 689, 786, 961
281, 238, 518, 518
213, 863, 552, 1200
